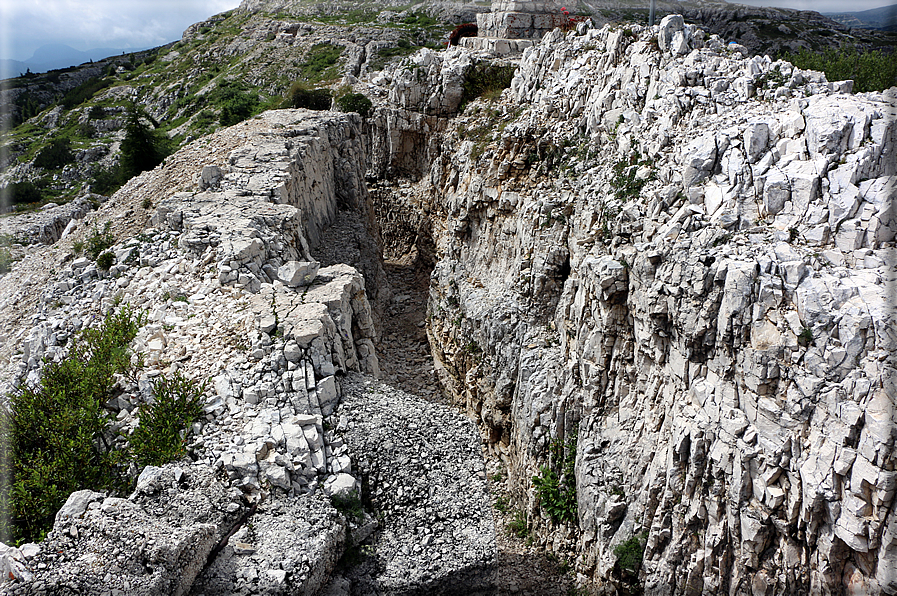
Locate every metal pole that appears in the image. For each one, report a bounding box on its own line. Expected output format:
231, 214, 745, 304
650, 0, 656, 26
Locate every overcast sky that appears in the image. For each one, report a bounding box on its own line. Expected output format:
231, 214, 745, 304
0, 0, 239, 62
0, 0, 894, 62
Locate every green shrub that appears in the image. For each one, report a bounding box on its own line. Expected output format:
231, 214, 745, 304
330, 490, 364, 521
192, 109, 218, 132
783, 45, 897, 93
86, 222, 115, 259
336, 92, 373, 117
61, 76, 112, 109
77, 122, 96, 138
613, 531, 648, 576
96, 251, 114, 271
610, 151, 654, 202
0, 306, 144, 543
282, 83, 333, 110
3, 181, 43, 205
0, 248, 14, 274
13, 92, 41, 126
129, 372, 206, 467
211, 80, 259, 126
34, 138, 74, 170
462, 62, 516, 105
299, 43, 344, 83
798, 326, 814, 347
532, 431, 577, 524
90, 164, 125, 196
507, 509, 529, 538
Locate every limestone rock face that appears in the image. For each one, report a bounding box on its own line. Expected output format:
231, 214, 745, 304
5, 465, 239, 596
413, 19, 897, 595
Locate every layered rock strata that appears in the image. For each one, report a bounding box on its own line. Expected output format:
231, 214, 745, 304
404, 17, 896, 595
476, 0, 567, 40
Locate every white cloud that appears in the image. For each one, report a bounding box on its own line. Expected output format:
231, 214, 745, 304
0, 0, 238, 60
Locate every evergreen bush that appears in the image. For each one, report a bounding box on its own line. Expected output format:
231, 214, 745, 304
783, 45, 897, 93
34, 138, 74, 170
282, 83, 333, 110
336, 92, 373, 117
0, 306, 144, 543
120, 108, 170, 179
129, 372, 206, 467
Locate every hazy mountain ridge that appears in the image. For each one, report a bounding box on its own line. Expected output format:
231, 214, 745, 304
824, 4, 897, 32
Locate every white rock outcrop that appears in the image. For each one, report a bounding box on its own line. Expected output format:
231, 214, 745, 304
414, 18, 896, 595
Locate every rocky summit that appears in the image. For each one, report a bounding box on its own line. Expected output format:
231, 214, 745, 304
0, 2, 895, 596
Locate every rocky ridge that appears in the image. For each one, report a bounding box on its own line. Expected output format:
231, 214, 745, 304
362, 14, 896, 595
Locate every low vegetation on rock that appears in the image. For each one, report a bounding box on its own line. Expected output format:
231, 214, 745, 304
782, 45, 897, 93
0, 305, 207, 544
533, 432, 578, 524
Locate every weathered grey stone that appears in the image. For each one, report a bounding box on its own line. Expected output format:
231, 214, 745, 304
278, 260, 319, 287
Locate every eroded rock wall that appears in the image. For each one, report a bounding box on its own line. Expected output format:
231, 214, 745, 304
415, 19, 896, 595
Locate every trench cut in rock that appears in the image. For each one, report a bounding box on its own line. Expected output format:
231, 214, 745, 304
1, 7, 896, 596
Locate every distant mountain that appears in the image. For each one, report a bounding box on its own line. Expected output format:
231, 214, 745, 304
0, 59, 31, 80
3, 43, 156, 76
824, 4, 897, 31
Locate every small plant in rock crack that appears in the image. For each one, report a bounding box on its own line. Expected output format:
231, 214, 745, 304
86, 221, 115, 260
613, 531, 648, 578
610, 151, 655, 202
798, 326, 814, 347
331, 490, 364, 522
129, 371, 207, 467
96, 250, 114, 271
533, 429, 578, 524
507, 509, 529, 538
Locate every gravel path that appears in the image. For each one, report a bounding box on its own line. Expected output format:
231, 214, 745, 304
375, 253, 576, 595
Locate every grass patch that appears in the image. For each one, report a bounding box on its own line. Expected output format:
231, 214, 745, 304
462, 62, 516, 105
299, 43, 344, 84
209, 80, 259, 126
507, 509, 529, 538
85, 221, 116, 259
0, 248, 16, 274
61, 76, 113, 110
